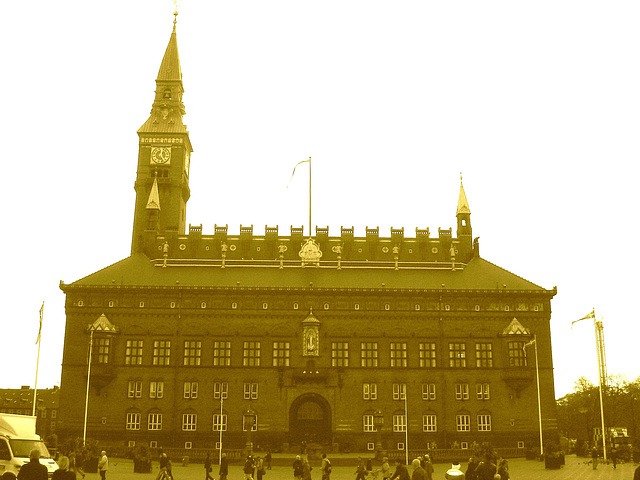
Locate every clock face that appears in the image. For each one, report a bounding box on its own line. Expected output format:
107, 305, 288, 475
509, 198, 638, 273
151, 146, 171, 165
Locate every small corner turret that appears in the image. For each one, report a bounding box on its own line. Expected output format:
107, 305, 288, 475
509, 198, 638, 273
132, 11, 193, 255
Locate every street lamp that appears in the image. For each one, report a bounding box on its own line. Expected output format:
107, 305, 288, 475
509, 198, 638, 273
243, 409, 256, 456
373, 410, 385, 460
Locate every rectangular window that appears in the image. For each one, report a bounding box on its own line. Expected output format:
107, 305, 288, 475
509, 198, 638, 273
361, 342, 378, 367
456, 414, 470, 432
96, 338, 110, 364
213, 414, 228, 431
393, 383, 407, 401
213, 341, 231, 366
449, 343, 466, 367
183, 381, 198, 399
423, 414, 437, 432
421, 383, 436, 401
128, 380, 142, 399
455, 383, 469, 400
475, 343, 493, 367
150, 381, 164, 399
419, 343, 436, 368
476, 383, 490, 400
153, 340, 171, 366
214, 382, 228, 400
148, 413, 163, 431
243, 414, 258, 432
244, 383, 258, 400
390, 343, 407, 367
508, 341, 528, 367
126, 412, 141, 430
393, 414, 407, 432
272, 342, 290, 367
125, 340, 144, 365
477, 414, 492, 431
183, 341, 202, 366
182, 413, 197, 431
243, 341, 261, 367
331, 342, 349, 367
363, 415, 375, 432
362, 383, 378, 400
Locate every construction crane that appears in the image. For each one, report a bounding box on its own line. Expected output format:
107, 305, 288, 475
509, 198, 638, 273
572, 309, 607, 461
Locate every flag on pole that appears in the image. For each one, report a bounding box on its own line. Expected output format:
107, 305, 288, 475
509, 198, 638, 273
571, 309, 595, 328
287, 158, 310, 187
36, 302, 44, 344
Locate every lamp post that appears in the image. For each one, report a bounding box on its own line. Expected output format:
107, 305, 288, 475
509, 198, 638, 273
243, 409, 256, 457
373, 410, 384, 460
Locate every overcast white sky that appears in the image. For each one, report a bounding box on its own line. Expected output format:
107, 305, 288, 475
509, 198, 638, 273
1, 1, 638, 399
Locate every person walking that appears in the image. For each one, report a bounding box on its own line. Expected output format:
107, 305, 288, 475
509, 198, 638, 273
265, 451, 272, 470
97, 452, 109, 480
321, 454, 331, 480
52, 457, 75, 480
380, 457, 390, 480
465, 457, 478, 480
17, 449, 47, 480
591, 447, 598, 470
423, 456, 434, 480
219, 453, 229, 480
410, 459, 426, 480
256, 456, 265, 480
390, 459, 410, 480
302, 458, 312, 480
473, 455, 496, 480
293, 455, 303, 480
68, 452, 85, 480
244, 456, 255, 480
204, 453, 213, 480
355, 458, 366, 480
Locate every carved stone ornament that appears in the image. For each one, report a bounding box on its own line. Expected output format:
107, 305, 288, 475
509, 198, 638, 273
299, 238, 322, 266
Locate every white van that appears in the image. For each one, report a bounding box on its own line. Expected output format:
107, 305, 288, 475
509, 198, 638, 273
0, 414, 58, 477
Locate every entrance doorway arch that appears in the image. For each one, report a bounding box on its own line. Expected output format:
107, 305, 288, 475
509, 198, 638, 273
289, 393, 332, 445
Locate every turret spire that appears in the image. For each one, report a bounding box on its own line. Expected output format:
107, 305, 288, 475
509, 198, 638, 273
456, 174, 471, 216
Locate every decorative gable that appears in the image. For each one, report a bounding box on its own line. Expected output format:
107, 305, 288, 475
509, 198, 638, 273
502, 317, 530, 336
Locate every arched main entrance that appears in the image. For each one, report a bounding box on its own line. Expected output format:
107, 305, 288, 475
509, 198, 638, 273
289, 393, 332, 445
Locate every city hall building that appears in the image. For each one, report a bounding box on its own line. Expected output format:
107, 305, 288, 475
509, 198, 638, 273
58, 16, 558, 454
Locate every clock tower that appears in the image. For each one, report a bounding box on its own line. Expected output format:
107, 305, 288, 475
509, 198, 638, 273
131, 12, 193, 254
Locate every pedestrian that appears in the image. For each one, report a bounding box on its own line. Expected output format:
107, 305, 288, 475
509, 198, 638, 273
157, 453, 172, 480
293, 455, 303, 480
265, 451, 272, 470
355, 457, 366, 480
610, 447, 617, 469
380, 457, 390, 480
444, 461, 464, 479
410, 459, 426, 480
423, 456, 434, 480
302, 458, 312, 480
52, 457, 75, 480
97, 451, 109, 480
68, 452, 85, 480
473, 455, 496, 480
321, 454, 331, 480
256, 456, 265, 480
219, 453, 229, 480
390, 459, 410, 480
591, 447, 598, 470
204, 453, 213, 480
496, 459, 508, 480
465, 457, 478, 480
244, 456, 255, 480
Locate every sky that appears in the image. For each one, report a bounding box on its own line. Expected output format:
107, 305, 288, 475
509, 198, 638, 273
1, 1, 639, 399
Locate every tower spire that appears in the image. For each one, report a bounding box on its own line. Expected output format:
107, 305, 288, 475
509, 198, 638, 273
456, 173, 471, 216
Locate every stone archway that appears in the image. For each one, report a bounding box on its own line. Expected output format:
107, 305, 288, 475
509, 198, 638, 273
289, 393, 332, 445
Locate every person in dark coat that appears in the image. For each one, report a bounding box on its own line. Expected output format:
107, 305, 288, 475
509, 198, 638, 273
354, 458, 366, 480
496, 459, 509, 480
473, 455, 496, 480
390, 459, 410, 480
465, 456, 478, 480
52, 456, 75, 480
244, 456, 255, 480
634, 464, 640, 480
17, 449, 48, 480
410, 459, 426, 480
219, 453, 229, 480
293, 455, 303, 480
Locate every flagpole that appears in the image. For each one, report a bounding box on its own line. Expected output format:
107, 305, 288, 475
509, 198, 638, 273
524, 337, 544, 456
33, 302, 44, 417
218, 397, 223, 465
308, 157, 312, 237
404, 390, 409, 465
83, 329, 94, 445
